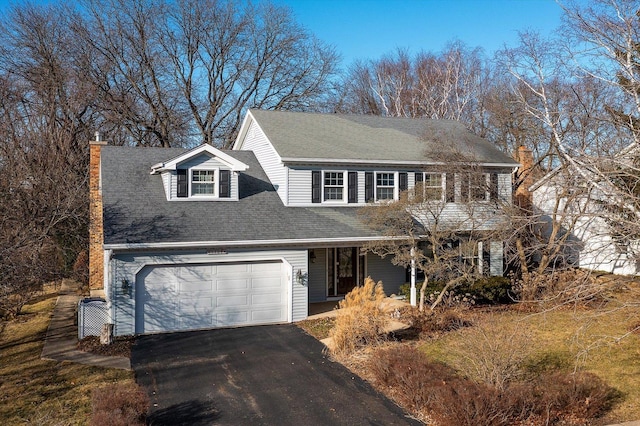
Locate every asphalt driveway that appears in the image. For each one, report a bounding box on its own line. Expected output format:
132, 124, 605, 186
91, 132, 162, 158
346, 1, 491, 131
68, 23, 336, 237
131, 324, 421, 425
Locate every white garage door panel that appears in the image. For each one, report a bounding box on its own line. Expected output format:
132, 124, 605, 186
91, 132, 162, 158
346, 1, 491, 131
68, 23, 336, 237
136, 260, 287, 334
252, 293, 283, 305
251, 308, 285, 322
216, 278, 250, 291
216, 295, 249, 306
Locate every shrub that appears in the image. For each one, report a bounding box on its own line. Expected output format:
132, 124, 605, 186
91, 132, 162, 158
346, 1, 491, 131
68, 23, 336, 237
367, 346, 618, 426
449, 317, 533, 390
534, 371, 621, 422
91, 382, 149, 426
329, 277, 387, 357
514, 269, 603, 310
398, 306, 472, 338
469, 276, 513, 304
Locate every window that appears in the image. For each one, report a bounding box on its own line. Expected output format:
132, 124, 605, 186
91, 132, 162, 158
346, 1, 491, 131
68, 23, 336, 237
423, 173, 443, 201
191, 170, 216, 196
470, 173, 489, 201
324, 171, 344, 201
376, 172, 395, 200
459, 172, 489, 202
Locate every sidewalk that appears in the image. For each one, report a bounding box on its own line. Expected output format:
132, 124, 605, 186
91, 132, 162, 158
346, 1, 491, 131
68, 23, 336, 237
41, 281, 130, 370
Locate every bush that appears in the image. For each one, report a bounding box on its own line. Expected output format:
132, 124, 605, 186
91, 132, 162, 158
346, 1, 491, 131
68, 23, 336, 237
398, 306, 472, 338
91, 382, 148, 426
449, 317, 533, 390
469, 276, 513, 304
329, 277, 387, 357
367, 346, 618, 426
514, 269, 603, 310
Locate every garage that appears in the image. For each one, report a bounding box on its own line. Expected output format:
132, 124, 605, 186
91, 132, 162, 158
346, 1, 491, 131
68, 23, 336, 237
135, 261, 288, 334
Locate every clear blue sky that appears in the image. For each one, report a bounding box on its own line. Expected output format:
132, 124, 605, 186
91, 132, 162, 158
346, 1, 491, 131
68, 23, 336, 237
274, 0, 566, 67
0, 0, 566, 67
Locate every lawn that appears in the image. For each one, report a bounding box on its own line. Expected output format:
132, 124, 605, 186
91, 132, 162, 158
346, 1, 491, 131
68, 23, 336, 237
0, 289, 134, 425
417, 284, 640, 424
301, 277, 640, 425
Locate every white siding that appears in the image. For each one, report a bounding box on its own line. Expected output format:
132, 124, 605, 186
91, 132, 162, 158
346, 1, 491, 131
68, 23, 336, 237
162, 172, 171, 201
238, 120, 288, 204
498, 173, 512, 203
108, 248, 308, 336
288, 168, 313, 205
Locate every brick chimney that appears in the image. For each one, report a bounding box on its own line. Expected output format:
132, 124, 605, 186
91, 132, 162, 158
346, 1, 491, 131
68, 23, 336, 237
515, 145, 534, 212
89, 132, 107, 290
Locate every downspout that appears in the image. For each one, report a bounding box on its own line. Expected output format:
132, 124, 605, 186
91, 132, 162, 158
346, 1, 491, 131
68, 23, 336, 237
103, 249, 113, 324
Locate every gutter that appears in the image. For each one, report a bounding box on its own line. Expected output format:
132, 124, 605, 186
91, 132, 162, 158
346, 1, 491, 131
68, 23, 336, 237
280, 157, 519, 168
103, 236, 411, 252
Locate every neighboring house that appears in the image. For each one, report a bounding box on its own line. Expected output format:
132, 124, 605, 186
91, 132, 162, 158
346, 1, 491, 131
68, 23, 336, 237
89, 109, 519, 336
531, 149, 640, 276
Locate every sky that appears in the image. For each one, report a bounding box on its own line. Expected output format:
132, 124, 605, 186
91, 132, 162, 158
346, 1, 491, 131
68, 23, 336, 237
274, 0, 566, 68
0, 0, 567, 67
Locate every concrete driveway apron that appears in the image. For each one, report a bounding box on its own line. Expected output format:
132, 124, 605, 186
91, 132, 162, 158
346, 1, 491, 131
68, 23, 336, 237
132, 324, 421, 425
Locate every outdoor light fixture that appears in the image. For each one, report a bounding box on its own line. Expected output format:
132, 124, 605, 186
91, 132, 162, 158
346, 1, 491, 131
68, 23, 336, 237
121, 278, 130, 292
296, 269, 304, 284
309, 250, 316, 263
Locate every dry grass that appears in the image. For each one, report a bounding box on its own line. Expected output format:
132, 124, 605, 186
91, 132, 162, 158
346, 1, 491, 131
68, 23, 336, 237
297, 317, 336, 340
0, 288, 134, 425
329, 277, 388, 357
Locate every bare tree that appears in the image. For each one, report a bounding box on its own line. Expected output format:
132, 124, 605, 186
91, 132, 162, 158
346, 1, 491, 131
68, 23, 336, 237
360, 155, 507, 311
0, 4, 98, 315
76, 0, 340, 147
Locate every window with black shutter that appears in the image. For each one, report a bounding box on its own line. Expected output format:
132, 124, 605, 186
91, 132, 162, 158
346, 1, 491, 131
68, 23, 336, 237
219, 169, 231, 198
365, 172, 374, 202
177, 169, 188, 198
312, 170, 321, 203
348, 172, 358, 203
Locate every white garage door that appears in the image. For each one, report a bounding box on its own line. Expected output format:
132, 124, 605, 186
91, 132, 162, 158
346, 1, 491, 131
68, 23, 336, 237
135, 261, 287, 334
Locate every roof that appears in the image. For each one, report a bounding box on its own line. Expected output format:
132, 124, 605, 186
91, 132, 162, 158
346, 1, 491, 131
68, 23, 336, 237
237, 109, 518, 166
100, 146, 383, 247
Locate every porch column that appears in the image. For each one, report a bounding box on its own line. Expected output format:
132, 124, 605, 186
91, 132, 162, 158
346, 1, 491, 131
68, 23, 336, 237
410, 246, 417, 307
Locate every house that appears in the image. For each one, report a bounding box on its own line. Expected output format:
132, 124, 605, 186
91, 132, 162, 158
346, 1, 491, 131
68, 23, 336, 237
531, 149, 640, 276
89, 109, 519, 336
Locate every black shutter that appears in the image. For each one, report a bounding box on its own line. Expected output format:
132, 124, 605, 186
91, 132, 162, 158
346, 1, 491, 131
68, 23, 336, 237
348, 172, 358, 203
490, 173, 499, 201
177, 169, 187, 198
399, 172, 408, 191
445, 173, 455, 203
415, 172, 423, 183
365, 172, 374, 202
460, 173, 470, 202
219, 169, 231, 198
312, 170, 321, 203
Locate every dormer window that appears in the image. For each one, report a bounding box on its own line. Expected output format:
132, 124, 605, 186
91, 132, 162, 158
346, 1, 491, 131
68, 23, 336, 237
192, 170, 216, 196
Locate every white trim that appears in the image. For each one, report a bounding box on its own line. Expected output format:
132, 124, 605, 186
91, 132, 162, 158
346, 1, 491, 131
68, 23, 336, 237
132, 254, 294, 330
190, 168, 219, 198
322, 170, 347, 204
104, 236, 410, 251
281, 157, 520, 168
151, 144, 249, 174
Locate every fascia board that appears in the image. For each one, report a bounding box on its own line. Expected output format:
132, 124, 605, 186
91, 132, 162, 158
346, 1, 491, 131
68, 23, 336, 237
104, 235, 413, 251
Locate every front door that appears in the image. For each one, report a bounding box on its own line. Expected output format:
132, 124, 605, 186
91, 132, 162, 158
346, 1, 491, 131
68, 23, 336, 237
327, 247, 365, 297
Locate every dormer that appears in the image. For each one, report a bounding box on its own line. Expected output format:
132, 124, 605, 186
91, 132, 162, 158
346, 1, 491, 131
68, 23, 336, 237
151, 144, 249, 201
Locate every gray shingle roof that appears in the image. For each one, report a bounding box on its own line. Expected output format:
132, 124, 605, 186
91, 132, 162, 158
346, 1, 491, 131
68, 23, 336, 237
101, 146, 380, 246
248, 109, 517, 165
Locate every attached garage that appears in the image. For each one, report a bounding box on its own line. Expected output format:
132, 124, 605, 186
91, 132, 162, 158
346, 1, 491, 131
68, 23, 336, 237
134, 260, 288, 334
